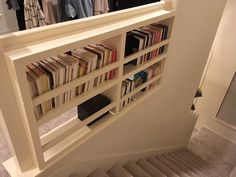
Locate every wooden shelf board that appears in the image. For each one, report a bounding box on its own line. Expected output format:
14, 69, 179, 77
123, 53, 167, 79
37, 80, 117, 126
32, 62, 119, 106
43, 126, 91, 162
41, 103, 116, 152
43, 112, 114, 163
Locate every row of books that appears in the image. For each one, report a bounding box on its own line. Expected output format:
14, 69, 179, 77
26, 44, 117, 119
125, 23, 168, 66
120, 62, 162, 109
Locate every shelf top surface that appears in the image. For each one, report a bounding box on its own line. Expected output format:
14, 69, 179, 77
0, 1, 175, 64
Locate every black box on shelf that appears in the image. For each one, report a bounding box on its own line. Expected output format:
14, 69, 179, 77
77, 94, 111, 125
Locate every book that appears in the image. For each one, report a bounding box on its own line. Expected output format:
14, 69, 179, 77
99, 44, 117, 79
153, 24, 169, 53
142, 25, 161, 57
27, 63, 52, 114
149, 24, 164, 56
51, 56, 71, 101
85, 45, 105, 86
26, 69, 42, 118
136, 28, 153, 60
127, 78, 135, 103
132, 30, 149, 63
121, 82, 128, 108
58, 54, 80, 99
132, 35, 145, 65
72, 55, 88, 95
125, 32, 137, 57
95, 44, 112, 80
38, 60, 58, 108
144, 66, 154, 90
133, 71, 148, 88
44, 57, 66, 105
72, 48, 98, 91
123, 79, 132, 104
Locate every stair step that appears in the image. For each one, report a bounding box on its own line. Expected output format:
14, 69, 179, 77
176, 150, 224, 177
163, 152, 205, 177
155, 155, 190, 177
88, 168, 110, 177
183, 149, 228, 177
174, 150, 219, 177
107, 164, 133, 177
124, 161, 151, 177
136, 158, 167, 177
69, 173, 79, 177
146, 156, 179, 177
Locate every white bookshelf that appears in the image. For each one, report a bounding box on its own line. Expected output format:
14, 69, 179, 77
0, 1, 175, 173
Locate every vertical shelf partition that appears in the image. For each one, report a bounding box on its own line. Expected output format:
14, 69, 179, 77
0, 1, 175, 172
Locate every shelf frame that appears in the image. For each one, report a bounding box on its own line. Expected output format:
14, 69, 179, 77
0, 1, 175, 172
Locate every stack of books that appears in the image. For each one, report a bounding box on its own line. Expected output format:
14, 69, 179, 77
125, 23, 168, 66
26, 44, 117, 119
120, 62, 162, 109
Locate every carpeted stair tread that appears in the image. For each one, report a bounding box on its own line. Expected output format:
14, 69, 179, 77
107, 164, 133, 177
175, 150, 222, 177
124, 161, 152, 177
176, 150, 224, 177
146, 156, 179, 177
183, 149, 229, 177
88, 168, 110, 177
182, 149, 229, 177
136, 158, 167, 177
162, 153, 201, 177
165, 152, 207, 177
155, 155, 190, 177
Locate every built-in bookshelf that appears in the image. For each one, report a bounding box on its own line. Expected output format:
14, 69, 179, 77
0, 1, 175, 171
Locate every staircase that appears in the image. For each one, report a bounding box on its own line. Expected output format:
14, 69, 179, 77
85, 148, 229, 177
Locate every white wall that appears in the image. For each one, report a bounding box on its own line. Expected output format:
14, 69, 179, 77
0, 1, 18, 34
36, 0, 226, 176
195, 0, 236, 143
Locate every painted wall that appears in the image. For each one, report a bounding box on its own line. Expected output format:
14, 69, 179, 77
0, 0, 18, 34
195, 0, 236, 143
37, 0, 226, 176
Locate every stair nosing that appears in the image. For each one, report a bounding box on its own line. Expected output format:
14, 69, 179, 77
176, 150, 225, 177
155, 155, 190, 177
146, 156, 180, 177
124, 161, 152, 177
162, 153, 201, 177
165, 152, 208, 177
136, 158, 168, 177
